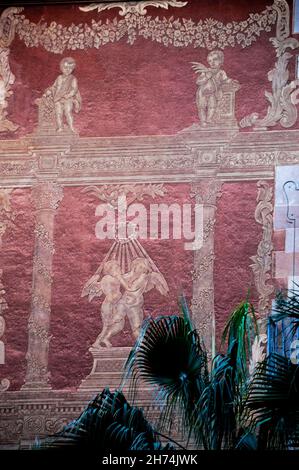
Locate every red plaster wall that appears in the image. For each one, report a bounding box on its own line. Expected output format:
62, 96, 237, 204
0, 189, 34, 390
214, 182, 273, 349
0, 0, 289, 390
49, 184, 193, 389
2, 0, 289, 139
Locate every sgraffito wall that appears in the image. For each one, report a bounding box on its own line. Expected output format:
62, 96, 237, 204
0, 0, 298, 447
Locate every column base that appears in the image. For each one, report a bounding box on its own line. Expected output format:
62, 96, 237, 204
21, 381, 52, 392
78, 346, 132, 392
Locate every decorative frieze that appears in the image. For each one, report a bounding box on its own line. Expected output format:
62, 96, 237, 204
13, 2, 277, 53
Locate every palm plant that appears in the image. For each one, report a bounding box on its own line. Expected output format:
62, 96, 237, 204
244, 353, 299, 449
36, 289, 299, 451
35, 388, 171, 452
124, 297, 258, 450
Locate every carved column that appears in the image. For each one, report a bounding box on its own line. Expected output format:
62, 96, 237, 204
250, 180, 274, 317
22, 181, 63, 391
190, 179, 222, 360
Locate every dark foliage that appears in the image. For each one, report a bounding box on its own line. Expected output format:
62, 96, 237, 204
244, 353, 299, 449
35, 388, 169, 452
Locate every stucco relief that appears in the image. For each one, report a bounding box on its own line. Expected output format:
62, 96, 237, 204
240, 0, 299, 130
0, 7, 23, 133
190, 180, 222, 359
13, 3, 277, 52
248, 333, 268, 376
81, 184, 169, 348
35, 57, 81, 135
22, 182, 63, 391
0, 189, 14, 392
0, 270, 8, 397
79, 1, 188, 15
192, 50, 240, 128
250, 181, 274, 317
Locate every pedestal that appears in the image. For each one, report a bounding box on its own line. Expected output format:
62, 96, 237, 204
78, 346, 132, 392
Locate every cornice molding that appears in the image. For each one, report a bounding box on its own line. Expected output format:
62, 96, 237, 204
0, 130, 298, 185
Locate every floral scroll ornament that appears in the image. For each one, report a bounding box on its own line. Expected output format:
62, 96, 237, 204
250, 181, 274, 317
240, 0, 299, 130
79, 1, 188, 16
0, 7, 23, 132
14, 3, 277, 52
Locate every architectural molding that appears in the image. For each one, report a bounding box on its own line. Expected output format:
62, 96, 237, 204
190, 179, 222, 359
0, 190, 14, 391
0, 131, 298, 186
22, 181, 63, 391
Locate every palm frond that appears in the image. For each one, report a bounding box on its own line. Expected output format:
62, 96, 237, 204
194, 341, 243, 450
244, 353, 299, 449
222, 299, 258, 384
35, 388, 167, 452
124, 312, 208, 435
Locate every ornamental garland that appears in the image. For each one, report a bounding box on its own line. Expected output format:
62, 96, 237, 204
13, 4, 277, 54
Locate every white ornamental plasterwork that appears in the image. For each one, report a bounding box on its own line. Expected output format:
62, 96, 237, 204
190, 180, 222, 359
23, 181, 63, 390
0, 160, 37, 176
0, 188, 14, 246
0, 271, 9, 393
0, 7, 23, 132
13, 3, 277, 52
59, 155, 196, 172
36, 57, 82, 136
240, 0, 299, 130
34, 222, 54, 254
218, 151, 299, 168
0, 189, 13, 392
32, 181, 64, 211
192, 50, 240, 129
249, 333, 267, 376
79, 1, 187, 16
250, 180, 274, 316
82, 182, 166, 206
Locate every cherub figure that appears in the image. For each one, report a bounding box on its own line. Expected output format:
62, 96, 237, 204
192, 50, 238, 126
82, 257, 169, 348
116, 258, 169, 339
43, 57, 81, 133
82, 260, 125, 348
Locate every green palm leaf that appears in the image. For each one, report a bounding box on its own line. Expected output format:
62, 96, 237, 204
244, 353, 299, 449
124, 312, 208, 435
